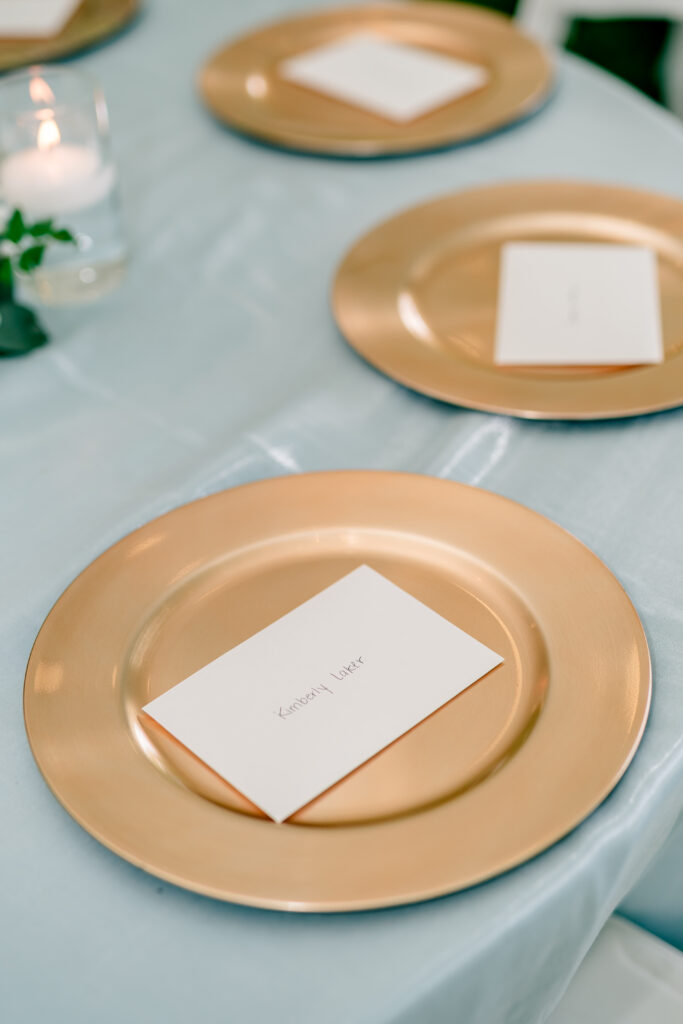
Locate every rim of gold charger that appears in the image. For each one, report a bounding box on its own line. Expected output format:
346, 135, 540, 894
0, 0, 140, 72
198, 3, 553, 156
333, 181, 683, 419
24, 472, 651, 911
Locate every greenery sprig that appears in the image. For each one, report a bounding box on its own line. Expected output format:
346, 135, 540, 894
0, 208, 76, 356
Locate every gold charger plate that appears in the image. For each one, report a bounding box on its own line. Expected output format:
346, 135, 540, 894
199, 3, 552, 156
333, 180, 683, 419
0, 0, 139, 72
24, 472, 650, 911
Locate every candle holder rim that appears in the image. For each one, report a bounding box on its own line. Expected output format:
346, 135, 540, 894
0, 64, 111, 142
8, 99, 106, 124
2, 63, 103, 94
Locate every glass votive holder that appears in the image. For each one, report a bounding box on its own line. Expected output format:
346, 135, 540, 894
0, 65, 127, 306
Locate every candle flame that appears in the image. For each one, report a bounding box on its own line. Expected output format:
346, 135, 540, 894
29, 77, 55, 105
37, 118, 61, 150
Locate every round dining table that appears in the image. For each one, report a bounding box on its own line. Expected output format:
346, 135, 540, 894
2, 1, 683, 1021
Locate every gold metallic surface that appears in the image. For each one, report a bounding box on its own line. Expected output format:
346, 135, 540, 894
24, 472, 651, 911
199, 3, 552, 156
0, 0, 139, 71
333, 180, 683, 419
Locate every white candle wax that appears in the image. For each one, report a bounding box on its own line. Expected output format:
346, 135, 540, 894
0, 143, 115, 219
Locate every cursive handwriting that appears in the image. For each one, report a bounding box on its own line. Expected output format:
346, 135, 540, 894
275, 657, 365, 721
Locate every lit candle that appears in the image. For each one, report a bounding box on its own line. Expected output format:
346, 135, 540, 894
0, 79, 115, 219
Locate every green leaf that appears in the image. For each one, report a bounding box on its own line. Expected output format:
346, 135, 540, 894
6, 209, 25, 244
18, 245, 46, 273
0, 258, 12, 302
28, 218, 54, 238
50, 228, 76, 244
0, 301, 48, 355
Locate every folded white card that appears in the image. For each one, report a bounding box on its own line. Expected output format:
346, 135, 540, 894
494, 242, 663, 365
143, 565, 503, 822
0, 0, 82, 37
280, 33, 488, 123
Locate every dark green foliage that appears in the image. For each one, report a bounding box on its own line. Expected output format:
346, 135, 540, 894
0, 208, 76, 354
0, 302, 48, 356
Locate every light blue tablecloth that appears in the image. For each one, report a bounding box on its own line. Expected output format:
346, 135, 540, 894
2, 2, 683, 1021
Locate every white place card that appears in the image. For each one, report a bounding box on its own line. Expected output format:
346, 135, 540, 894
280, 33, 488, 123
0, 0, 82, 37
143, 565, 503, 822
494, 242, 663, 365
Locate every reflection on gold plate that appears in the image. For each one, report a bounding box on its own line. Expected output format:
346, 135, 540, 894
0, 0, 140, 72
333, 180, 683, 419
24, 472, 650, 911
199, 3, 552, 156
